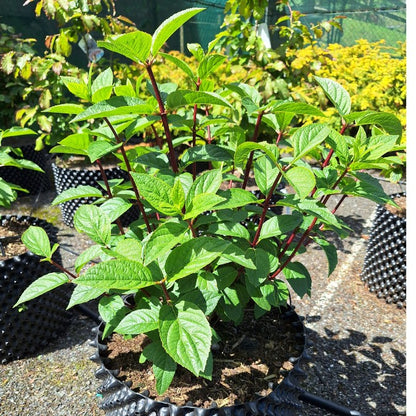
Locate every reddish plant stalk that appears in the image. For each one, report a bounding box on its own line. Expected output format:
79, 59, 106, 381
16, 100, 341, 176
103, 117, 152, 233
160, 281, 171, 304
145, 63, 179, 173
242, 111, 264, 189
96, 158, 125, 234
270, 216, 318, 280
251, 171, 284, 246
276, 131, 283, 146
273, 165, 350, 278
50, 259, 77, 280
151, 124, 163, 149
319, 194, 348, 231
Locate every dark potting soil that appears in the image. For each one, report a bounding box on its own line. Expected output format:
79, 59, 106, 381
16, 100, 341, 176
0, 218, 29, 259
105, 307, 299, 408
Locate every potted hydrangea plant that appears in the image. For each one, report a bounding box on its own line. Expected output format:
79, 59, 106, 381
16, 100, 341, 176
14, 8, 404, 415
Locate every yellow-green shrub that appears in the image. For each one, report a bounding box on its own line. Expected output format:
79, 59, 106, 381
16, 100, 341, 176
288, 40, 406, 141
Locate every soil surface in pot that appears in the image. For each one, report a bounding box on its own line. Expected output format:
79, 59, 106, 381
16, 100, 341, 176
0, 218, 29, 259
106, 308, 300, 408
386, 195, 406, 218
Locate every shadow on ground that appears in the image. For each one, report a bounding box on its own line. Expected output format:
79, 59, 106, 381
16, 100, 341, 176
301, 316, 406, 416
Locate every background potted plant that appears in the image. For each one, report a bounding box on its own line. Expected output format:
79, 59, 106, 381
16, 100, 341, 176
0, 126, 71, 363
361, 191, 406, 308
14, 7, 404, 414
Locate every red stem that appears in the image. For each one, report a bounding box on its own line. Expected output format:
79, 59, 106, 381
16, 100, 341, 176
145, 63, 179, 173
270, 216, 318, 280
151, 124, 163, 149
50, 259, 77, 280
103, 117, 152, 233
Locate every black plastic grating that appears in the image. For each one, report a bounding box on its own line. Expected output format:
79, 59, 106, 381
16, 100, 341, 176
361, 193, 406, 308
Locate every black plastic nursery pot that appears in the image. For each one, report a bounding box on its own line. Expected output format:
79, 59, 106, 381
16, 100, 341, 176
361, 192, 406, 308
0, 215, 72, 364
90, 305, 309, 416
0, 145, 51, 195
52, 162, 140, 227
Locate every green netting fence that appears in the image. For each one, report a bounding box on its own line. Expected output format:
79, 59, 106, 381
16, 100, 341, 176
0, 0, 406, 55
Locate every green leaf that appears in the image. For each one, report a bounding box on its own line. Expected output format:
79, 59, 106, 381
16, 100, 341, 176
326, 129, 350, 165
72, 97, 156, 122
167, 90, 231, 109
100, 197, 132, 223
219, 286, 245, 324
234, 141, 277, 169
61, 76, 89, 100
313, 237, 338, 277
159, 301, 211, 376
283, 262, 311, 298
291, 124, 331, 164
141, 339, 177, 394
260, 280, 289, 307
245, 248, 270, 287
259, 213, 303, 241
50, 133, 92, 156
343, 172, 392, 205
180, 145, 233, 167
14, 273, 69, 307
151, 8, 204, 56
73, 205, 112, 245
226, 82, 262, 106
362, 134, 398, 161
91, 68, 113, 96
185, 169, 222, 209
197, 54, 226, 79
112, 238, 143, 262
165, 237, 229, 282
131, 172, 181, 216
45, 103, 85, 114
179, 289, 221, 315
67, 284, 105, 309
184, 193, 226, 220
21, 226, 55, 258
159, 52, 196, 81
170, 177, 186, 211
215, 188, 258, 210
74, 245, 104, 274
52, 185, 103, 205
98, 295, 128, 324
284, 166, 316, 200
98, 30, 152, 63
272, 101, 324, 117
87, 140, 122, 163
144, 220, 189, 266
349, 111, 402, 138
221, 244, 256, 269
254, 155, 279, 195
75, 259, 155, 290
207, 221, 250, 240
115, 308, 159, 335
314, 76, 351, 116
187, 43, 205, 61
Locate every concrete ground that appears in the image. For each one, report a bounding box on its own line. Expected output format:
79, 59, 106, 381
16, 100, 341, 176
0, 177, 406, 416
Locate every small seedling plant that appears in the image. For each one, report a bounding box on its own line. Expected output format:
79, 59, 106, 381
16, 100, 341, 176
15, 8, 404, 395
